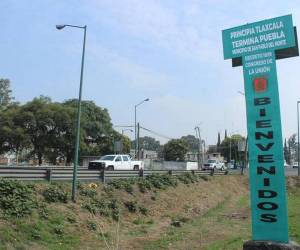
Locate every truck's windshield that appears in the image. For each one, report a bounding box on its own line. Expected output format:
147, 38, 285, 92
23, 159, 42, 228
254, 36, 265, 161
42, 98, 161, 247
100, 155, 115, 161
207, 160, 216, 163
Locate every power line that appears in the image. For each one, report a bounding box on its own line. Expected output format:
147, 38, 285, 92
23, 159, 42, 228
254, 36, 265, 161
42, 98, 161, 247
140, 126, 173, 140
113, 125, 134, 128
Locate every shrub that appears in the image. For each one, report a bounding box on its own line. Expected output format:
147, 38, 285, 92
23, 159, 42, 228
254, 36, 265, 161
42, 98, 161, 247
31, 229, 42, 240
53, 224, 64, 235
67, 215, 76, 224
171, 215, 189, 227
146, 219, 154, 224
87, 221, 97, 231
108, 179, 135, 194
139, 205, 148, 215
43, 185, 68, 203
82, 198, 120, 221
200, 175, 209, 181
137, 180, 152, 193
103, 185, 114, 194
80, 188, 97, 198
145, 174, 177, 189
37, 203, 49, 219
0, 179, 35, 217
177, 173, 198, 184
132, 218, 143, 225
124, 201, 138, 213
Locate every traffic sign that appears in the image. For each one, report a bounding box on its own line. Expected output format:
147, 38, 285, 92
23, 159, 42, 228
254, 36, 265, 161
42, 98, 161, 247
222, 14, 298, 243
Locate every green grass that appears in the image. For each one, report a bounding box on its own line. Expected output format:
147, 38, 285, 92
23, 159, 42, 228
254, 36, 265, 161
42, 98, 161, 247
144, 198, 233, 250
0, 177, 299, 249
143, 185, 300, 250
0, 212, 80, 250
288, 188, 300, 242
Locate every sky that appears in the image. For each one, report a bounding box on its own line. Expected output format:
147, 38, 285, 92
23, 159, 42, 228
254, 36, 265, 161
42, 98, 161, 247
1, 0, 300, 145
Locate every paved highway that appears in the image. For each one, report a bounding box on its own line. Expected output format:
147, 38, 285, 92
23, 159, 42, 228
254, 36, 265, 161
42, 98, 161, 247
229, 167, 299, 176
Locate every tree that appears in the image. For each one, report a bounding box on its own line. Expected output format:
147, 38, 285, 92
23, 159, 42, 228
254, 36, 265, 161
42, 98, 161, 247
132, 136, 160, 151
63, 99, 116, 160
43, 103, 77, 165
0, 95, 119, 165
0, 104, 30, 162
219, 134, 245, 162
180, 135, 198, 152
163, 139, 188, 161
0, 79, 14, 107
21, 96, 56, 165
122, 135, 131, 153
288, 134, 297, 163
284, 138, 290, 164
224, 129, 228, 139
217, 132, 221, 151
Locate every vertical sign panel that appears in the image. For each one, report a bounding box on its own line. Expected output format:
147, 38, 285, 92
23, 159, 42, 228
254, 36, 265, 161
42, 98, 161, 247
222, 15, 296, 243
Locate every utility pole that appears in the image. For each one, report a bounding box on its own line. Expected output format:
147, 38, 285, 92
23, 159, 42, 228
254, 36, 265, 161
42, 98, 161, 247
137, 123, 140, 160
241, 136, 248, 175
298, 101, 300, 176
134, 98, 149, 159
202, 139, 205, 164
229, 137, 231, 163
195, 126, 203, 169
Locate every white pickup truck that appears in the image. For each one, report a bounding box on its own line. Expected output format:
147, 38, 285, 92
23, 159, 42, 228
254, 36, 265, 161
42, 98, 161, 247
88, 154, 144, 171
202, 159, 226, 170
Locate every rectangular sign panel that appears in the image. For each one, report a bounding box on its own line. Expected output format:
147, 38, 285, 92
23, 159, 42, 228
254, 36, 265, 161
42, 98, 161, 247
222, 14, 297, 243
243, 51, 288, 242
222, 14, 295, 59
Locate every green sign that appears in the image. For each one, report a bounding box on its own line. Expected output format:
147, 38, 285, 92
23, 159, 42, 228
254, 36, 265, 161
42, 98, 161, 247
222, 15, 296, 243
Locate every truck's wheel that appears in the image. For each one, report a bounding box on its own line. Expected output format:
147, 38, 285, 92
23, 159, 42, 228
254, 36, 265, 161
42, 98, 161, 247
107, 166, 114, 171
133, 165, 139, 171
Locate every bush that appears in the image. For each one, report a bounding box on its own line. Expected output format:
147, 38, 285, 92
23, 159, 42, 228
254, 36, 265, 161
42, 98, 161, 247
43, 185, 68, 203
138, 180, 152, 193
103, 185, 114, 194
171, 215, 190, 227
108, 179, 135, 194
53, 224, 64, 235
124, 201, 138, 213
200, 175, 209, 181
145, 174, 177, 189
177, 173, 198, 184
67, 215, 76, 224
87, 221, 97, 231
37, 203, 49, 219
139, 205, 148, 215
82, 198, 120, 221
80, 188, 97, 198
0, 179, 35, 217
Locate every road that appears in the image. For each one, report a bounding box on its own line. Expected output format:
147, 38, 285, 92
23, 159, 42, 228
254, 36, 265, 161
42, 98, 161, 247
229, 167, 299, 176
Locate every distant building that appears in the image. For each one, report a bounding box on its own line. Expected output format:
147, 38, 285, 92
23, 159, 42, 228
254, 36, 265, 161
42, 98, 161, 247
130, 149, 158, 160
208, 145, 218, 153
207, 152, 224, 161
185, 152, 198, 162
81, 156, 100, 167
0, 153, 15, 165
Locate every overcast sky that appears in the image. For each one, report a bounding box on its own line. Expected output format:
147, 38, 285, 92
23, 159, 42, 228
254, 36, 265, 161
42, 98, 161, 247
1, 0, 300, 145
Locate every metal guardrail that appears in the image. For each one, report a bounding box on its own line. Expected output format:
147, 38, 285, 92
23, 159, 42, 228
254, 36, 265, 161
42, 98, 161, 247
0, 167, 228, 182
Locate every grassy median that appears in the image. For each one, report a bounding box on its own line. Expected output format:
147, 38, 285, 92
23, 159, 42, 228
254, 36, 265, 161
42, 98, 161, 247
0, 175, 299, 250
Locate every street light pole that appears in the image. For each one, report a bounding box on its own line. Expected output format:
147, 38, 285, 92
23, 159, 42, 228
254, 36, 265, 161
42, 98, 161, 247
297, 101, 300, 176
56, 24, 87, 202
122, 128, 133, 136
229, 130, 239, 167
134, 98, 149, 158
195, 126, 203, 169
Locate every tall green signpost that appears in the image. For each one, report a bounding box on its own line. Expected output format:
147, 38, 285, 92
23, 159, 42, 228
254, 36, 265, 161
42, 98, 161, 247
222, 15, 299, 249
